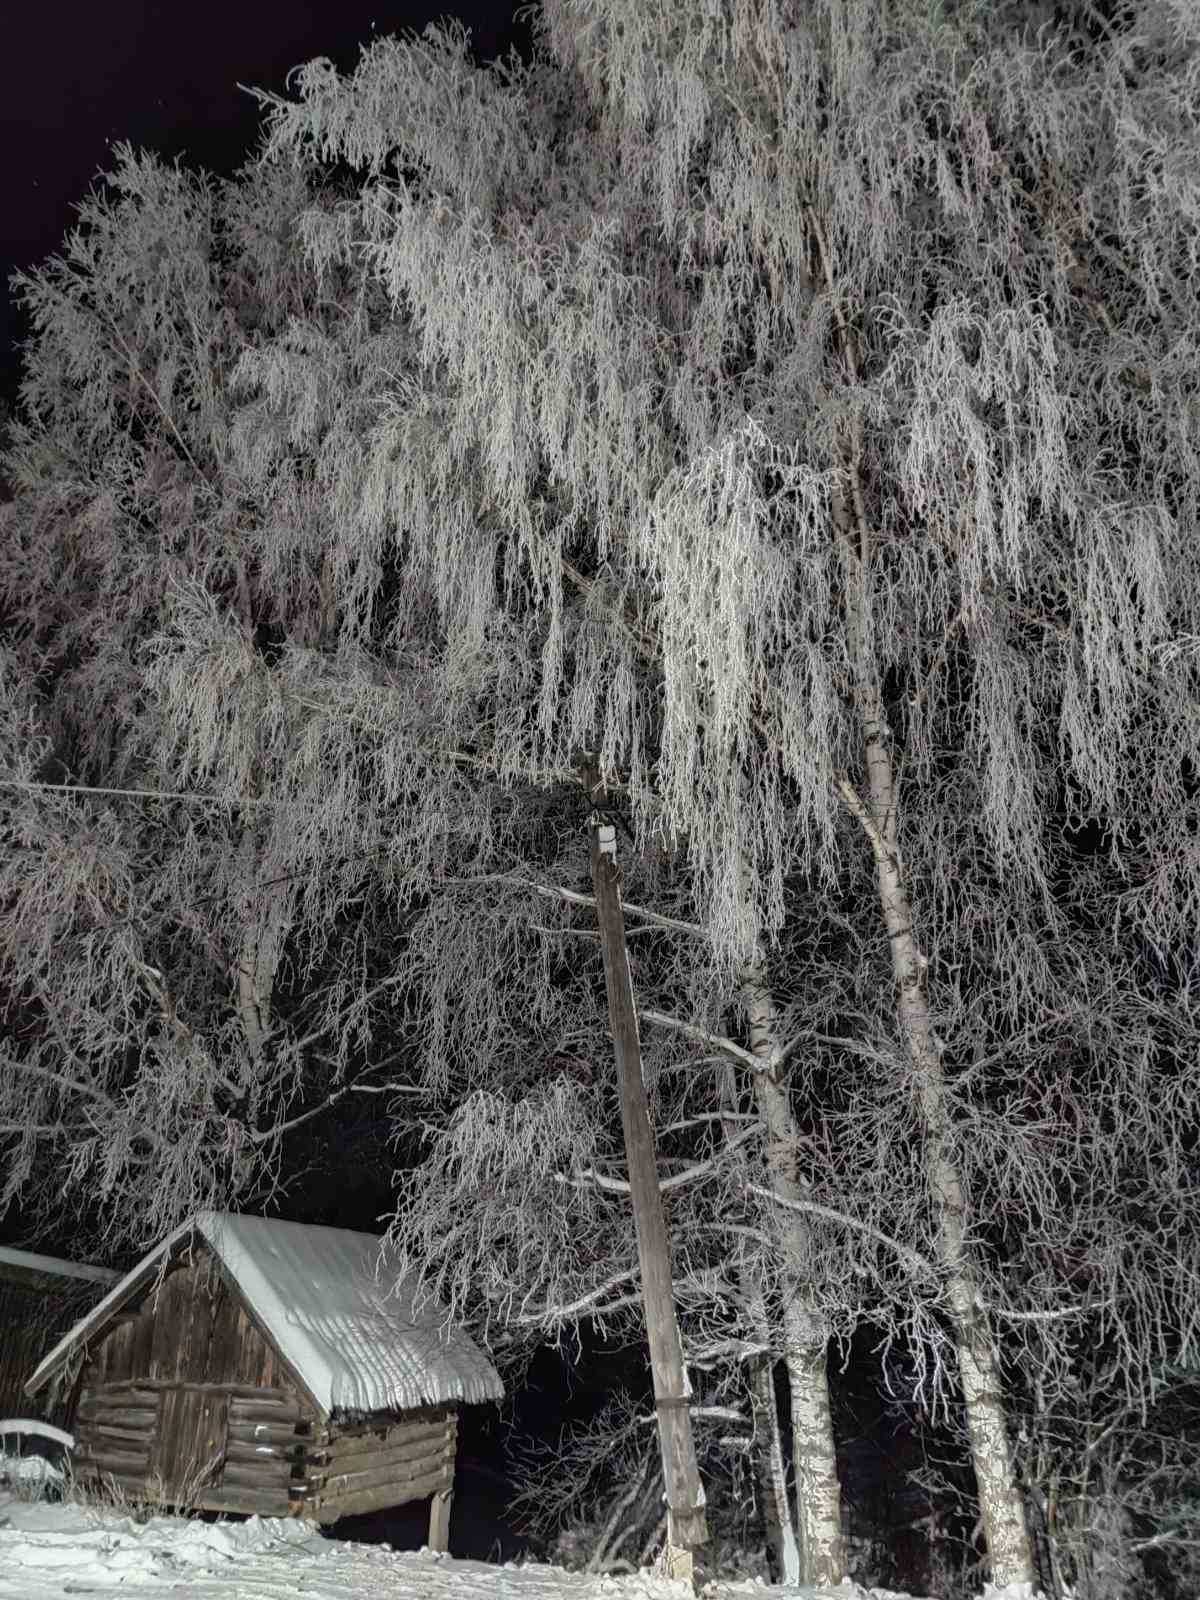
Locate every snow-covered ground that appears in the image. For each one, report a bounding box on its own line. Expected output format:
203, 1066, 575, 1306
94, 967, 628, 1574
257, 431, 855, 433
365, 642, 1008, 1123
0, 1491, 828, 1600
0, 1462, 1033, 1600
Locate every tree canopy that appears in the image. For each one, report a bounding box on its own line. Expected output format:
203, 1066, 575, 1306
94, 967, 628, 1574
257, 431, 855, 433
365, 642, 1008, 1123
2, 2, 1200, 1594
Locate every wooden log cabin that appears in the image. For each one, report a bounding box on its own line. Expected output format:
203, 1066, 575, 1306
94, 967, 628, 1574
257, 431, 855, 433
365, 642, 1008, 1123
24, 1213, 503, 1541
0, 1246, 117, 1429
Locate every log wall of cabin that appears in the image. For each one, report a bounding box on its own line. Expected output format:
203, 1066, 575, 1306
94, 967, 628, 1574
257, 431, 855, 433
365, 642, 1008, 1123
73, 1251, 314, 1514
74, 1382, 312, 1515
69, 1248, 464, 1529
307, 1407, 458, 1522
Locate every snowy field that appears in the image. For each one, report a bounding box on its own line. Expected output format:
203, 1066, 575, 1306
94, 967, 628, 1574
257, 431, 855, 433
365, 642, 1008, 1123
0, 1486, 1041, 1600
0, 1489, 849, 1600
0, 1445, 1033, 1600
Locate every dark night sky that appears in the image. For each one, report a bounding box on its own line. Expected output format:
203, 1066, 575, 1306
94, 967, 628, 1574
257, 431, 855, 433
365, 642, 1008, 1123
0, 0, 529, 401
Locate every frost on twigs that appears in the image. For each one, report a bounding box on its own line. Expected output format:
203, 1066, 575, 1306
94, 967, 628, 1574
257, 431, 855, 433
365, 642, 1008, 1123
4, 2, 1200, 1591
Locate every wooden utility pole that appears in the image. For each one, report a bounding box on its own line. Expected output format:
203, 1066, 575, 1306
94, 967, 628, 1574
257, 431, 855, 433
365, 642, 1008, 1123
581, 762, 707, 1580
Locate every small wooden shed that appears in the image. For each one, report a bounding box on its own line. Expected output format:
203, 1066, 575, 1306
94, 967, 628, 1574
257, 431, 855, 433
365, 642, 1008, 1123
0, 1245, 117, 1427
25, 1213, 503, 1540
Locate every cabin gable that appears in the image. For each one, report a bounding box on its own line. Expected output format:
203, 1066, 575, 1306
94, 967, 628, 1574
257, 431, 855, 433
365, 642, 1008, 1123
83, 1246, 314, 1404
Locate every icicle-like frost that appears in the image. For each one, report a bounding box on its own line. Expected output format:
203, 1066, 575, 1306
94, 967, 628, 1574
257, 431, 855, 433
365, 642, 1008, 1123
8, 3, 1200, 1587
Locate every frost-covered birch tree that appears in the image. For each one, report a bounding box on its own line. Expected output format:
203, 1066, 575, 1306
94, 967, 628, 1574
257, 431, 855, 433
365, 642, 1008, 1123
255, 1, 1200, 1588
6, 0, 1200, 1590
0, 131, 809, 1578
0, 147, 458, 1246
0, 136, 820, 1583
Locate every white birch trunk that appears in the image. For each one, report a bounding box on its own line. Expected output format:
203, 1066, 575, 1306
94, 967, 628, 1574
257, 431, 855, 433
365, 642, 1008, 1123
235, 834, 280, 1068
742, 964, 847, 1587
719, 1065, 801, 1584
839, 500, 1035, 1587
750, 1353, 800, 1584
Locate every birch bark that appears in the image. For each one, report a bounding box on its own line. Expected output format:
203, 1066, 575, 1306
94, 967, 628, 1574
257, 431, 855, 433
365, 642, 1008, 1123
749, 1351, 799, 1584
837, 485, 1035, 1588
740, 963, 847, 1587
718, 1067, 800, 1584
235, 832, 286, 1073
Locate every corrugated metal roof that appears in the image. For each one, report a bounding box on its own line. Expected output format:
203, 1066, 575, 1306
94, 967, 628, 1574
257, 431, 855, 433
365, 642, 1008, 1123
27, 1213, 503, 1417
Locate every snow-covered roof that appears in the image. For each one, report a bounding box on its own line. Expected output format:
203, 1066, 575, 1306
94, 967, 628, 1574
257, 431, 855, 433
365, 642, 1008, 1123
27, 1213, 503, 1417
0, 1245, 117, 1287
